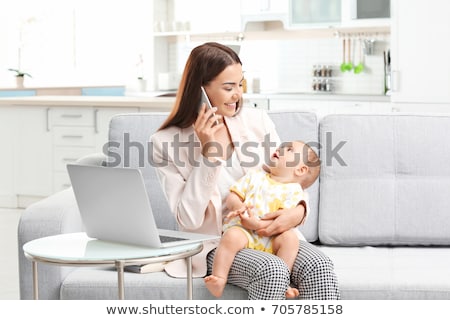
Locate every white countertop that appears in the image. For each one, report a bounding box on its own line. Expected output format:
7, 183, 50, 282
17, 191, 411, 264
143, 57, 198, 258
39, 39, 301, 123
0, 95, 175, 110
0, 92, 390, 111
243, 92, 390, 102
132, 91, 391, 102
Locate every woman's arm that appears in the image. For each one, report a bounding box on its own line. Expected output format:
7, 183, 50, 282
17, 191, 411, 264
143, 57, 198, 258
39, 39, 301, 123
256, 203, 306, 237
151, 133, 221, 231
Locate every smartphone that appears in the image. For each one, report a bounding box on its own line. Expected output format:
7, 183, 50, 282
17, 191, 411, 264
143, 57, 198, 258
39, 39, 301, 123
200, 86, 219, 126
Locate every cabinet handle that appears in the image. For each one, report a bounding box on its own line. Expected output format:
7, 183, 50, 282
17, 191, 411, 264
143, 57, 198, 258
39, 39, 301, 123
62, 158, 79, 162
61, 135, 84, 139
391, 70, 399, 92
46, 108, 50, 131
94, 109, 99, 133
61, 114, 83, 118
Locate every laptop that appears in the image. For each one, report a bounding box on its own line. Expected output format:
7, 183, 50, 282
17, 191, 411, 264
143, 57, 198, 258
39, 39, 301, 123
67, 164, 220, 248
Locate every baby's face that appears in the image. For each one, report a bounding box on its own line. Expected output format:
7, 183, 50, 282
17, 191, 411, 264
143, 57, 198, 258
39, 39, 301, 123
270, 141, 305, 171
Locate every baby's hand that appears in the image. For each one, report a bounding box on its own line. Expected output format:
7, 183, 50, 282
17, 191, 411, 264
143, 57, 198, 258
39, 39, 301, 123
239, 208, 260, 230
225, 206, 248, 220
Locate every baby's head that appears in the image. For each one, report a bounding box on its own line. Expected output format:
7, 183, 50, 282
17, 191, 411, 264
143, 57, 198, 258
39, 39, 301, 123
269, 140, 320, 189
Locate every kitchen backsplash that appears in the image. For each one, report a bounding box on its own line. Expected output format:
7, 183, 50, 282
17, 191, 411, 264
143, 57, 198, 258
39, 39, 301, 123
167, 35, 390, 96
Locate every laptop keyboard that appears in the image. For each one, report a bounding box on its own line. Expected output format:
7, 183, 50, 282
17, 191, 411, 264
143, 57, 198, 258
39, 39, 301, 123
159, 235, 188, 243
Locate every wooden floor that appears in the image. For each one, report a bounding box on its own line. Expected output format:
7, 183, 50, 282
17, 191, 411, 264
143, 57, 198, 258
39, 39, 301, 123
0, 208, 22, 300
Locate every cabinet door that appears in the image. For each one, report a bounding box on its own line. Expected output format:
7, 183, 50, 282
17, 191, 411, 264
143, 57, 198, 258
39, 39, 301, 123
15, 107, 53, 196
390, 0, 450, 103
0, 107, 17, 207
289, 0, 341, 25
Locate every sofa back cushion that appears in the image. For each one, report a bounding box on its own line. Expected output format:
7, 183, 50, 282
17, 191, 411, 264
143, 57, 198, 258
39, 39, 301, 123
267, 111, 319, 241
108, 111, 319, 241
319, 113, 450, 246
108, 112, 178, 230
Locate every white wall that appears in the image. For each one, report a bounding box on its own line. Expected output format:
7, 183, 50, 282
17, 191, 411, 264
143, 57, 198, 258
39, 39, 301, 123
165, 34, 390, 95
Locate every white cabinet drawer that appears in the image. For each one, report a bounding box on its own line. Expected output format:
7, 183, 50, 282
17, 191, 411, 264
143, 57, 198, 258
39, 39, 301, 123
53, 127, 95, 147
50, 107, 94, 126
53, 147, 96, 172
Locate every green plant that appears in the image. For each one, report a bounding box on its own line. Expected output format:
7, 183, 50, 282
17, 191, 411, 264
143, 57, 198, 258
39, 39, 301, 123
8, 68, 32, 78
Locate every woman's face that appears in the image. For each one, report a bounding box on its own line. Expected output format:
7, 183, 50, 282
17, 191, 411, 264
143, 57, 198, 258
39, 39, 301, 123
203, 63, 244, 118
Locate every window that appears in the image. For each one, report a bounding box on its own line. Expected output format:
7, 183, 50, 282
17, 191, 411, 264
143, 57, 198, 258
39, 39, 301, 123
0, 0, 153, 87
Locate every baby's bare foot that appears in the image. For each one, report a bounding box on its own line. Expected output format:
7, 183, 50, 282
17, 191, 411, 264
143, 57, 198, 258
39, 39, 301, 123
285, 286, 299, 298
204, 275, 227, 297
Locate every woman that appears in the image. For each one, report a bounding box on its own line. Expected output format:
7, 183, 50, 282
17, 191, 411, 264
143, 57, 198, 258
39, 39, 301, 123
151, 42, 340, 299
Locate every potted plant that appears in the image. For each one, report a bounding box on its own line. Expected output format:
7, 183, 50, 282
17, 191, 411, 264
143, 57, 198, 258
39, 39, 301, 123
8, 68, 32, 88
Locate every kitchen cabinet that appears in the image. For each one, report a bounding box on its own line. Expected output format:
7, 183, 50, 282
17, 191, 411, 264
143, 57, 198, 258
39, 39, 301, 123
15, 107, 53, 198
0, 105, 140, 208
289, 0, 341, 27
0, 107, 17, 207
340, 0, 390, 27
390, 0, 450, 104
51, 107, 96, 192
287, 0, 390, 29
51, 107, 139, 193
241, 0, 289, 28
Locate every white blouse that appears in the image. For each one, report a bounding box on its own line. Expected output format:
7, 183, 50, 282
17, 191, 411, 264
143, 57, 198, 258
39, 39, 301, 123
217, 152, 245, 214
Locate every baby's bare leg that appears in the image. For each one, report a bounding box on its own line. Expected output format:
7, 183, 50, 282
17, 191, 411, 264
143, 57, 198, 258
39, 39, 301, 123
272, 230, 300, 298
204, 227, 248, 297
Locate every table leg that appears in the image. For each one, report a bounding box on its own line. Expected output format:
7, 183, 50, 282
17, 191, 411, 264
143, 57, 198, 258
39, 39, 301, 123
115, 260, 125, 300
32, 261, 38, 300
186, 256, 193, 300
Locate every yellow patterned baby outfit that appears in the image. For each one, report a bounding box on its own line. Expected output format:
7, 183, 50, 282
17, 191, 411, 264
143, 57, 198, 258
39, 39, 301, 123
223, 168, 309, 253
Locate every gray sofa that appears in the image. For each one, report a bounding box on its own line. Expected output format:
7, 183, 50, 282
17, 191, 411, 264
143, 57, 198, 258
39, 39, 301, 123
18, 110, 450, 300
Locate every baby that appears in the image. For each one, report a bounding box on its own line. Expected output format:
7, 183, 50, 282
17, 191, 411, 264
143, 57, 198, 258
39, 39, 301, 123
205, 140, 320, 298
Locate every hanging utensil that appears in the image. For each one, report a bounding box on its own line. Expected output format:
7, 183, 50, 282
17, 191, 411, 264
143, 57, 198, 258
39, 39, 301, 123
340, 38, 347, 72
344, 37, 353, 71
354, 37, 364, 74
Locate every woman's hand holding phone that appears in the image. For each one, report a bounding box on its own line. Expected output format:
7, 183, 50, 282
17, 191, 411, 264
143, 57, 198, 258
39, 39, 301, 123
193, 99, 223, 158
200, 86, 220, 126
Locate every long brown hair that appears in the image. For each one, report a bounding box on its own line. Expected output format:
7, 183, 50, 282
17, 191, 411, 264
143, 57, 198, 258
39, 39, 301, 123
158, 42, 242, 130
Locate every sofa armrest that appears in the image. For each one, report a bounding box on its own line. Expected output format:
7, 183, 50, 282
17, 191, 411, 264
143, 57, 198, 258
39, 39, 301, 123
18, 188, 83, 299
75, 152, 107, 166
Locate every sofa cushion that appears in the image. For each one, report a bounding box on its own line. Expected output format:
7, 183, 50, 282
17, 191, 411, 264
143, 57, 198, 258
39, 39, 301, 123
319, 246, 450, 299
319, 114, 450, 245
108, 112, 178, 231
60, 268, 247, 300
108, 111, 320, 241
